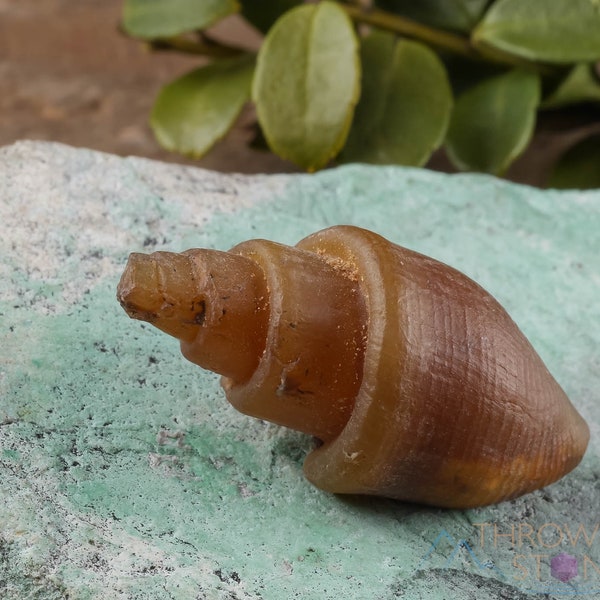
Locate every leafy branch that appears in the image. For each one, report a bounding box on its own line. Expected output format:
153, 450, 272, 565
341, 4, 559, 76
122, 0, 600, 187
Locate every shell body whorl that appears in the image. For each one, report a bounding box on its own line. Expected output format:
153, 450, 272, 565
296, 226, 588, 508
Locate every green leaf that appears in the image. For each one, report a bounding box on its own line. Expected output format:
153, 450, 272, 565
445, 69, 540, 174
123, 0, 238, 39
542, 64, 600, 109
150, 56, 255, 158
548, 134, 600, 189
342, 32, 452, 166
474, 0, 600, 63
252, 2, 360, 171
376, 0, 490, 33
240, 0, 302, 34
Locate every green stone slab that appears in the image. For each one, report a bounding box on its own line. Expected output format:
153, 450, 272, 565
0, 140, 598, 599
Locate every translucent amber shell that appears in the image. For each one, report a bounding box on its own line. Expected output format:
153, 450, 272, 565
117, 225, 589, 508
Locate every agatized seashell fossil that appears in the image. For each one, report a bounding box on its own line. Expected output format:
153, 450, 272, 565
117, 225, 589, 508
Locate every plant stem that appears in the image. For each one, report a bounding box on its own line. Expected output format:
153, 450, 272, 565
147, 34, 244, 59
342, 4, 558, 76
345, 4, 477, 59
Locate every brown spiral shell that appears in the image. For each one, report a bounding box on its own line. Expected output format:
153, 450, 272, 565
117, 225, 589, 508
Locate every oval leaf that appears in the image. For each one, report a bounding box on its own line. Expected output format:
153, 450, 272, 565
342, 32, 453, 166
151, 56, 255, 158
376, 0, 490, 33
548, 134, 600, 189
445, 69, 540, 174
474, 0, 600, 63
240, 0, 302, 34
123, 0, 238, 39
542, 63, 600, 109
252, 2, 360, 171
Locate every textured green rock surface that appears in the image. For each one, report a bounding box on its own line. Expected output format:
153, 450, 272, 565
0, 141, 598, 599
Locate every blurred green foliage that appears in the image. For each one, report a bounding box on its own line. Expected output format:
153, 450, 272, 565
123, 0, 600, 186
